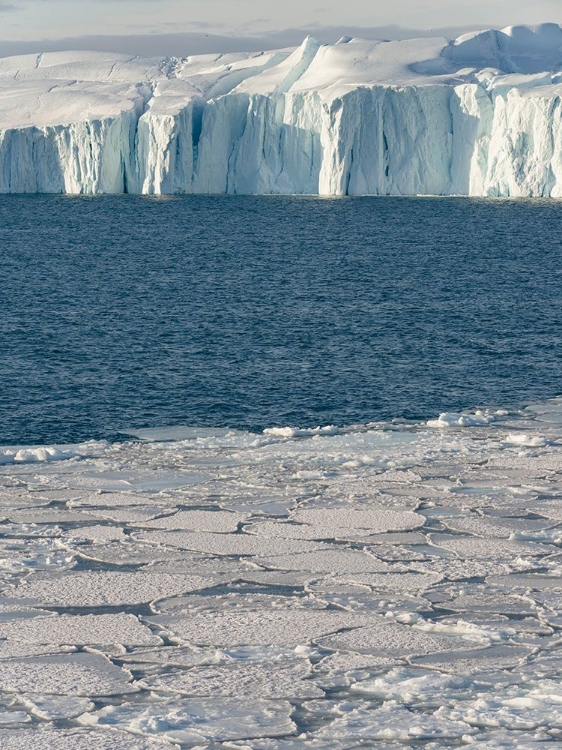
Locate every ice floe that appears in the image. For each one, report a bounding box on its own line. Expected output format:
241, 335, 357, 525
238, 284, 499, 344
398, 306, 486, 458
0, 537, 76, 572
411, 645, 534, 673
7, 571, 215, 607
429, 536, 550, 559
153, 591, 324, 615
254, 550, 391, 573
139, 661, 323, 699
63, 525, 127, 542
0, 613, 160, 646
19, 694, 95, 720
316, 618, 463, 656
0, 728, 173, 748
313, 701, 474, 740
321, 572, 443, 591
137, 510, 248, 532
290, 507, 425, 532
149, 609, 371, 647
134, 530, 326, 556
79, 697, 296, 744
64, 541, 187, 565
1, 397, 562, 745
0, 653, 135, 696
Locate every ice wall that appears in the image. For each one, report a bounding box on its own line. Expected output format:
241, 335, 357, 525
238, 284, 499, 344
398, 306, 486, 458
0, 26, 562, 196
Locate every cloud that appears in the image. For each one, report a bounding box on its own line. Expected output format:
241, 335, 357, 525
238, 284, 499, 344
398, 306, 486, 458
0, 23, 490, 58
0, 3, 20, 10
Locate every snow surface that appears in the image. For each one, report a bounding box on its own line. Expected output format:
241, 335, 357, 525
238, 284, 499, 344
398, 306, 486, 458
79, 697, 296, 745
8, 571, 215, 607
2, 24, 562, 195
0, 613, 160, 647
0, 729, 170, 749
2, 398, 562, 745
138, 661, 324, 699
0, 653, 135, 696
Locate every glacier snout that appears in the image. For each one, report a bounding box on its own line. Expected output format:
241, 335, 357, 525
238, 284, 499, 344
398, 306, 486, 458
0, 26, 562, 197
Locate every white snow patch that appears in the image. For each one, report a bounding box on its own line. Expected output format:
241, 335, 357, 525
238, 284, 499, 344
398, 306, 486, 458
0, 447, 76, 465
427, 411, 499, 428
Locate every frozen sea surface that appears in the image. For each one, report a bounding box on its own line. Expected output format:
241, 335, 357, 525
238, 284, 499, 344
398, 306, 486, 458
1, 399, 562, 746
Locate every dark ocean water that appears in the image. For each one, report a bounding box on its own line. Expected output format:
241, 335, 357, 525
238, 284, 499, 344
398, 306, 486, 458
1, 194, 561, 445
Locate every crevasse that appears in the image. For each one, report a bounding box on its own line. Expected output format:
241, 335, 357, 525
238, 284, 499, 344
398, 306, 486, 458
1, 24, 562, 196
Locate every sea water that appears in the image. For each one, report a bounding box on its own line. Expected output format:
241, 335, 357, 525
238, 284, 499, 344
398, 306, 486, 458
1, 194, 561, 444
1, 196, 562, 748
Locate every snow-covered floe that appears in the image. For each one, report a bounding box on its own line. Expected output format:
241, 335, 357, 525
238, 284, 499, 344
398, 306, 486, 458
0, 398, 562, 744
0, 653, 135, 697
79, 697, 296, 745
138, 661, 324, 699
3, 24, 562, 196
8, 571, 216, 607
0, 613, 160, 647
0, 729, 171, 749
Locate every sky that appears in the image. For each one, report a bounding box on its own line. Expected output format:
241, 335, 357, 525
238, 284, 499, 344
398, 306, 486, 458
0, 0, 561, 57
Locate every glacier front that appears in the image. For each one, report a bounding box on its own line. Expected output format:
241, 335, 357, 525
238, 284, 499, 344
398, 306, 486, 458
1, 23, 562, 196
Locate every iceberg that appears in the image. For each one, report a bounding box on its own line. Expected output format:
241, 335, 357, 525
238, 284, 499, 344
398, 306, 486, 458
1, 24, 562, 196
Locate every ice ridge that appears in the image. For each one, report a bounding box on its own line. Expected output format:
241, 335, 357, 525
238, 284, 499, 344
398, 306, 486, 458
1, 25, 562, 196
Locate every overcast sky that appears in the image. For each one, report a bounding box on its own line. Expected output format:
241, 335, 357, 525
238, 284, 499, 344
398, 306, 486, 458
0, 0, 561, 56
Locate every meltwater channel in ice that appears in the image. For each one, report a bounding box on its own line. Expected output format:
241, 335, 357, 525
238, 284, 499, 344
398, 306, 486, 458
3, 24, 562, 196
1, 399, 562, 746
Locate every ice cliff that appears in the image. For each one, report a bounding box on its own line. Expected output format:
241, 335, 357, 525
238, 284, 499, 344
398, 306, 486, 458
1, 24, 562, 196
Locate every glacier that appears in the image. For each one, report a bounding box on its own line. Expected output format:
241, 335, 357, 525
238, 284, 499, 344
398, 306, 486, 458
1, 23, 562, 196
